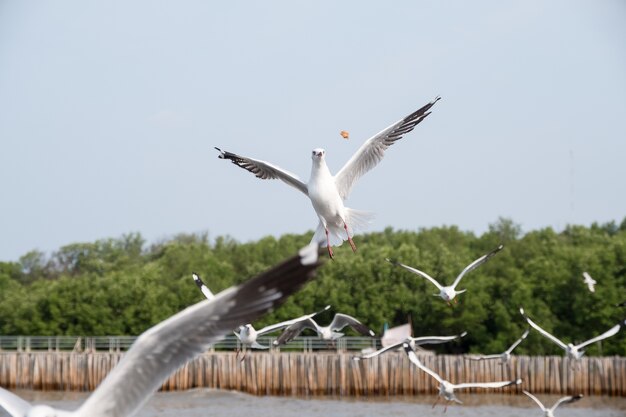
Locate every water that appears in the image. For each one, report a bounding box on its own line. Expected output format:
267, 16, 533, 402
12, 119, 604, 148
2, 389, 625, 417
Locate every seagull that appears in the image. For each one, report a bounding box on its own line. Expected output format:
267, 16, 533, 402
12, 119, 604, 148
353, 331, 467, 361
232, 305, 331, 355
192, 272, 215, 300
519, 307, 623, 360
0, 243, 323, 417
387, 244, 503, 304
402, 343, 521, 412
215, 96, 440, 259
582, 272, 597, 293
523, 390, 583, 417
191, 273, 331, 356
465, 329, 529, 364
273, 312, 375, 345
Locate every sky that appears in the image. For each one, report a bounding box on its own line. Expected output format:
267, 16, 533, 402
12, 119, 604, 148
0, 1, 625, 262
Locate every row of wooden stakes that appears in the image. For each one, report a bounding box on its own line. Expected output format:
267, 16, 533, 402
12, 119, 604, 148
0, 351, 624, 396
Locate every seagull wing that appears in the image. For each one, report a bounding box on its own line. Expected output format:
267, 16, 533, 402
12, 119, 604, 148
273, 317, 320, 345
354, 341, 404, 360
522, 390, 547, 411
333, 97, 440, 200
575, 322, 622, 349
192, 273, 215, 300
74, 243, 322, 417
451, 245, 503, 289
387, 259, 444, 291
453, 378, 521, 390
505, 328, 530, 354
412, 332, 467, 346
402, 343, 444, 384
330, 313, 375, 336
466, 354, 502, 361
550, 394, 583, 412
0, 387, 33, 417
520, 308, 568, 351
256, 305, 331, 336
215, 148, 308, 196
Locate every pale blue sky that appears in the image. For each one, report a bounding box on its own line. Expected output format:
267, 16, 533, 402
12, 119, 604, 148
1, 1, 625, 262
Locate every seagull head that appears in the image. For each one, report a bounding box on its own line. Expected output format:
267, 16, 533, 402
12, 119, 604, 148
27, 406, 58, 417
311, 148, 326, 161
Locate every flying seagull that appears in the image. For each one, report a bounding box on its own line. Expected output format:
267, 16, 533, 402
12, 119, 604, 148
215, 97, 440, 258
232, 305, 330, 356
353, 331, 467, 361
520, 307, 623, 360
192, 273, 215, 300
523, 390, 583, 417
465, 329, 529, 364
192, 272, 330, 356
403, 343, 521, 412
582, 272, 597, 293
387, 244, 503, 304
273, 312, 375, 345
0, 243, 323, 417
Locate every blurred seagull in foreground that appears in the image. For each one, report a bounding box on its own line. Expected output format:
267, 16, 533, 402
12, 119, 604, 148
465, 329, 529, 364
403, 343, 521, 412
273, 312, 375, 346
353, 331, 467, 360
215, 97, 440, 259
0, 243, 323, 417
387, 245, 503, 305
523, 390, 583, 417
520, 307, 623, 360
582, 271, 597, 293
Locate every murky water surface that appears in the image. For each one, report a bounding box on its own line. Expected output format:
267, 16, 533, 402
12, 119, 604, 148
2, 389, 625, 417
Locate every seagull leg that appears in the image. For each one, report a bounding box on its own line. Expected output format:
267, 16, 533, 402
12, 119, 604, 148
325, 228, 334, 259
344, 223, 357, 253
432, 395, 440, 409
444, 400, 449, 413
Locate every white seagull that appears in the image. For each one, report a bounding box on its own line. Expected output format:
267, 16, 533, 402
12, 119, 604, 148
232, 305, 331, 353
215, 97, 440, 259
582, 271, 597, 293
191, 273, 331, 355
403, 343, 521, 412
192, 272, 214, 300
465, 329, 529, 364
273, 312, 375, 345
353, 331, 467, 361
387, 244, 503, 304
0, 243, 323, 417
520, 307, 623, 360
523, 390, 583, 417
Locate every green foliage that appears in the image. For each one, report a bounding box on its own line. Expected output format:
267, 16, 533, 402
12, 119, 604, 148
1, 219, 626, 356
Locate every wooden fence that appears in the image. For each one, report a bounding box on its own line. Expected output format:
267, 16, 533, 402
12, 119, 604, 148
0, 352, 624, 396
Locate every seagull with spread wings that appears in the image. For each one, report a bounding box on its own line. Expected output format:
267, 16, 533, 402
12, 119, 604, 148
0, 243, 323, 417
215, 97, 440, 258
353, 331, 467, 361
387, 244, 503, 305
465, 329, 529, 364
403, 343, 521, 412
523, 390, 583, 417
192, 272, 330, 356
273, 312, 375, 346
582, 271, 597, 293
520, 307, 623, 360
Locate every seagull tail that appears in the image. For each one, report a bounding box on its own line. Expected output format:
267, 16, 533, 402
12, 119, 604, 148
311, 209, 374, 247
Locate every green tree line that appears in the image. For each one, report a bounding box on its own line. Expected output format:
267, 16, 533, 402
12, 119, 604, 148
1, 218, 625, 356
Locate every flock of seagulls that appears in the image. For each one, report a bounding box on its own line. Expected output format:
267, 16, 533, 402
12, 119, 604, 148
0, 98, 615, 417
0, 243, 324, 417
